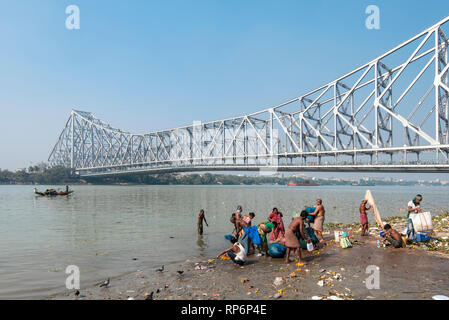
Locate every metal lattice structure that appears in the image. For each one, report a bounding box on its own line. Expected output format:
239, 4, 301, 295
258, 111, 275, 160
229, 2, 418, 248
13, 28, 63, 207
49, 16, 449, 176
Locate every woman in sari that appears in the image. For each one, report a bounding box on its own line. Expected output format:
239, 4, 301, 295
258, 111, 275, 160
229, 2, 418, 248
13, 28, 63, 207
268, 208, 285, 242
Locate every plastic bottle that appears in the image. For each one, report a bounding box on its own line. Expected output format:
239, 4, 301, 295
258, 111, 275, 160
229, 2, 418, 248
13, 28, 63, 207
377, 240, 381, 248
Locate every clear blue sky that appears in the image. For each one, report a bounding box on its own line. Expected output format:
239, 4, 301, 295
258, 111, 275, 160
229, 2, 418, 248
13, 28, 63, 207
1, 0, 449, 180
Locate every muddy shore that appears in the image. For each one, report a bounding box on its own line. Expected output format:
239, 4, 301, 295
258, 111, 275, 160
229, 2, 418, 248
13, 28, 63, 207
49, 221, 449, 300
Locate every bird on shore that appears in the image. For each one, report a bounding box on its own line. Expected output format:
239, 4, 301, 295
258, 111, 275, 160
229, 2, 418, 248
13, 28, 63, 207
156, 265, 164, 272
176, 270, 184, 275
145, 291, 154, 300
99, 278, 110, 287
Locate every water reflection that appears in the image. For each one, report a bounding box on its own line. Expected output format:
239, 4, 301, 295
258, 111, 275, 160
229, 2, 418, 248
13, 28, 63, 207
196, 235, 207, 253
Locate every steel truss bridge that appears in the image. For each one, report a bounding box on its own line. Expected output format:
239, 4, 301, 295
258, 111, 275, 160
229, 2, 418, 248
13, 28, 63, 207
49, 16, 449, 177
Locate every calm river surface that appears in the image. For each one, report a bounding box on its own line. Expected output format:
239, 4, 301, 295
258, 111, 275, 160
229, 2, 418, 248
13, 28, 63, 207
0, 184, 448, 299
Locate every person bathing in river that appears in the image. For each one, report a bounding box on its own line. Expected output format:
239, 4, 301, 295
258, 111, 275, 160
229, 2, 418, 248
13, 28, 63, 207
284, 211, 309, 264
197, 209, 208, 235
382, 224, 404, 248
268, 208, 285, 242
309, 199, 326, 243
360, 199, 371, 236
216, 239, 247, 265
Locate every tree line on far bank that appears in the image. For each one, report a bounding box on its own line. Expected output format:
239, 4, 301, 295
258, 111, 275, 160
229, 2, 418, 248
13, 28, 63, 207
0, 166, 80, 185
0, 166, 425, 186
0, 166, 325, 186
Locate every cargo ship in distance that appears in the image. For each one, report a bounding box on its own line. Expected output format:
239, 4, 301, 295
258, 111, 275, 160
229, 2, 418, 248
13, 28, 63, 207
287, 181, 320, 187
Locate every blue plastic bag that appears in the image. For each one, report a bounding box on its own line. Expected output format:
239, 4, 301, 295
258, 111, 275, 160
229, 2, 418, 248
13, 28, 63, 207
415, 232, 430, 242
306, 207, 316, 223
243, 226, 261, 246
268, 243, 286, 258
305, 207, 316, 213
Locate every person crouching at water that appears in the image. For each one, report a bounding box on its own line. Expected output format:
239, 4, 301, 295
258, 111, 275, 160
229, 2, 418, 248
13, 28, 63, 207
309, 198, 326, 243
284, 211, 309, 264
381, 224, 404, 248
216, 239, 247, 265
360, 199, 371, 236
256, 222, 274, 256
197, 209, 208, 235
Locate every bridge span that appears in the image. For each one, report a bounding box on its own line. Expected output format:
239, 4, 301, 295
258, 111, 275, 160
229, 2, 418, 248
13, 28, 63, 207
49, 16, 449, 176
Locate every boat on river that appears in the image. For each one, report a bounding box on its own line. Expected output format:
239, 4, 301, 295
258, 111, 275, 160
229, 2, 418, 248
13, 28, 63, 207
34, 188, 73, 196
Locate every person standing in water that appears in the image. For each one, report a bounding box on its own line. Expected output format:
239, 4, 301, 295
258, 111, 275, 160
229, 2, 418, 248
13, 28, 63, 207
197, 209, 208, 235
360, 199, 371, 236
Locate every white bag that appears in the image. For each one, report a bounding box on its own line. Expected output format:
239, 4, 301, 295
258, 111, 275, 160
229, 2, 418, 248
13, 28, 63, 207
334, 231, 342, 242
410, 212, 433, 232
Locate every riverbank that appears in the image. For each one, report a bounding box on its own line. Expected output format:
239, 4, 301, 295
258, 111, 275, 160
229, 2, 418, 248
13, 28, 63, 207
49, 212, 449, 300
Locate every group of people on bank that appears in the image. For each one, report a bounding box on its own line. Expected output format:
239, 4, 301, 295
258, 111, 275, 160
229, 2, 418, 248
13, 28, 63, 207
203, 199, 327, 264
359, 194, 425, 248
199, 193, 426, 266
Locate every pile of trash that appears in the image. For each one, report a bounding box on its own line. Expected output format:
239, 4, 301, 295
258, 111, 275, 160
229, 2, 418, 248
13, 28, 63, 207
316, 270, 344, 288
194, 260, 216, 271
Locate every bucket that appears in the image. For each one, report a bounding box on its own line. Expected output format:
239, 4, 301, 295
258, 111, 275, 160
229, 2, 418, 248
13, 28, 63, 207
307, 242, 314, 252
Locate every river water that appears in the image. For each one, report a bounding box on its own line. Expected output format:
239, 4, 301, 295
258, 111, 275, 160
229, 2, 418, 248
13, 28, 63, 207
0, 184, 447, 299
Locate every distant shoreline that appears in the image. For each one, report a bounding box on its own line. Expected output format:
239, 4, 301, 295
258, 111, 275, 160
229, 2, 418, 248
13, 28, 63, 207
1, 166, 446, 187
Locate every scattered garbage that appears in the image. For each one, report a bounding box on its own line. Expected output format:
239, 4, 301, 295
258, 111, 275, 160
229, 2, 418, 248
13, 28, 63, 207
313, 291, 354, 300
316, 271, 344, 287
277, 289, 286, 296
273, 277, 286, 287
240, 278, 249, 284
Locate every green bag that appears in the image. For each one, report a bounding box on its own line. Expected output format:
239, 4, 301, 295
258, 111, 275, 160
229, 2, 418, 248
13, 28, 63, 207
340, 237, 352, 249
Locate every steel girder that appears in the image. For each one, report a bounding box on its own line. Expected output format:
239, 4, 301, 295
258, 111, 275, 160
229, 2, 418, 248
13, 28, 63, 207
48, 16, 449, 176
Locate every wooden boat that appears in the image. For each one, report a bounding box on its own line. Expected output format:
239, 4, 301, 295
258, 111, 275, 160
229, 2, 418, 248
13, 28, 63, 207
34, 188, 73, 196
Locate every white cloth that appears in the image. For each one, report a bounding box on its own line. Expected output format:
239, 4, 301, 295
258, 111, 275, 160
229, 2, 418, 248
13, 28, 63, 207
408, 200, 420, 213
234, 242, 247, 262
